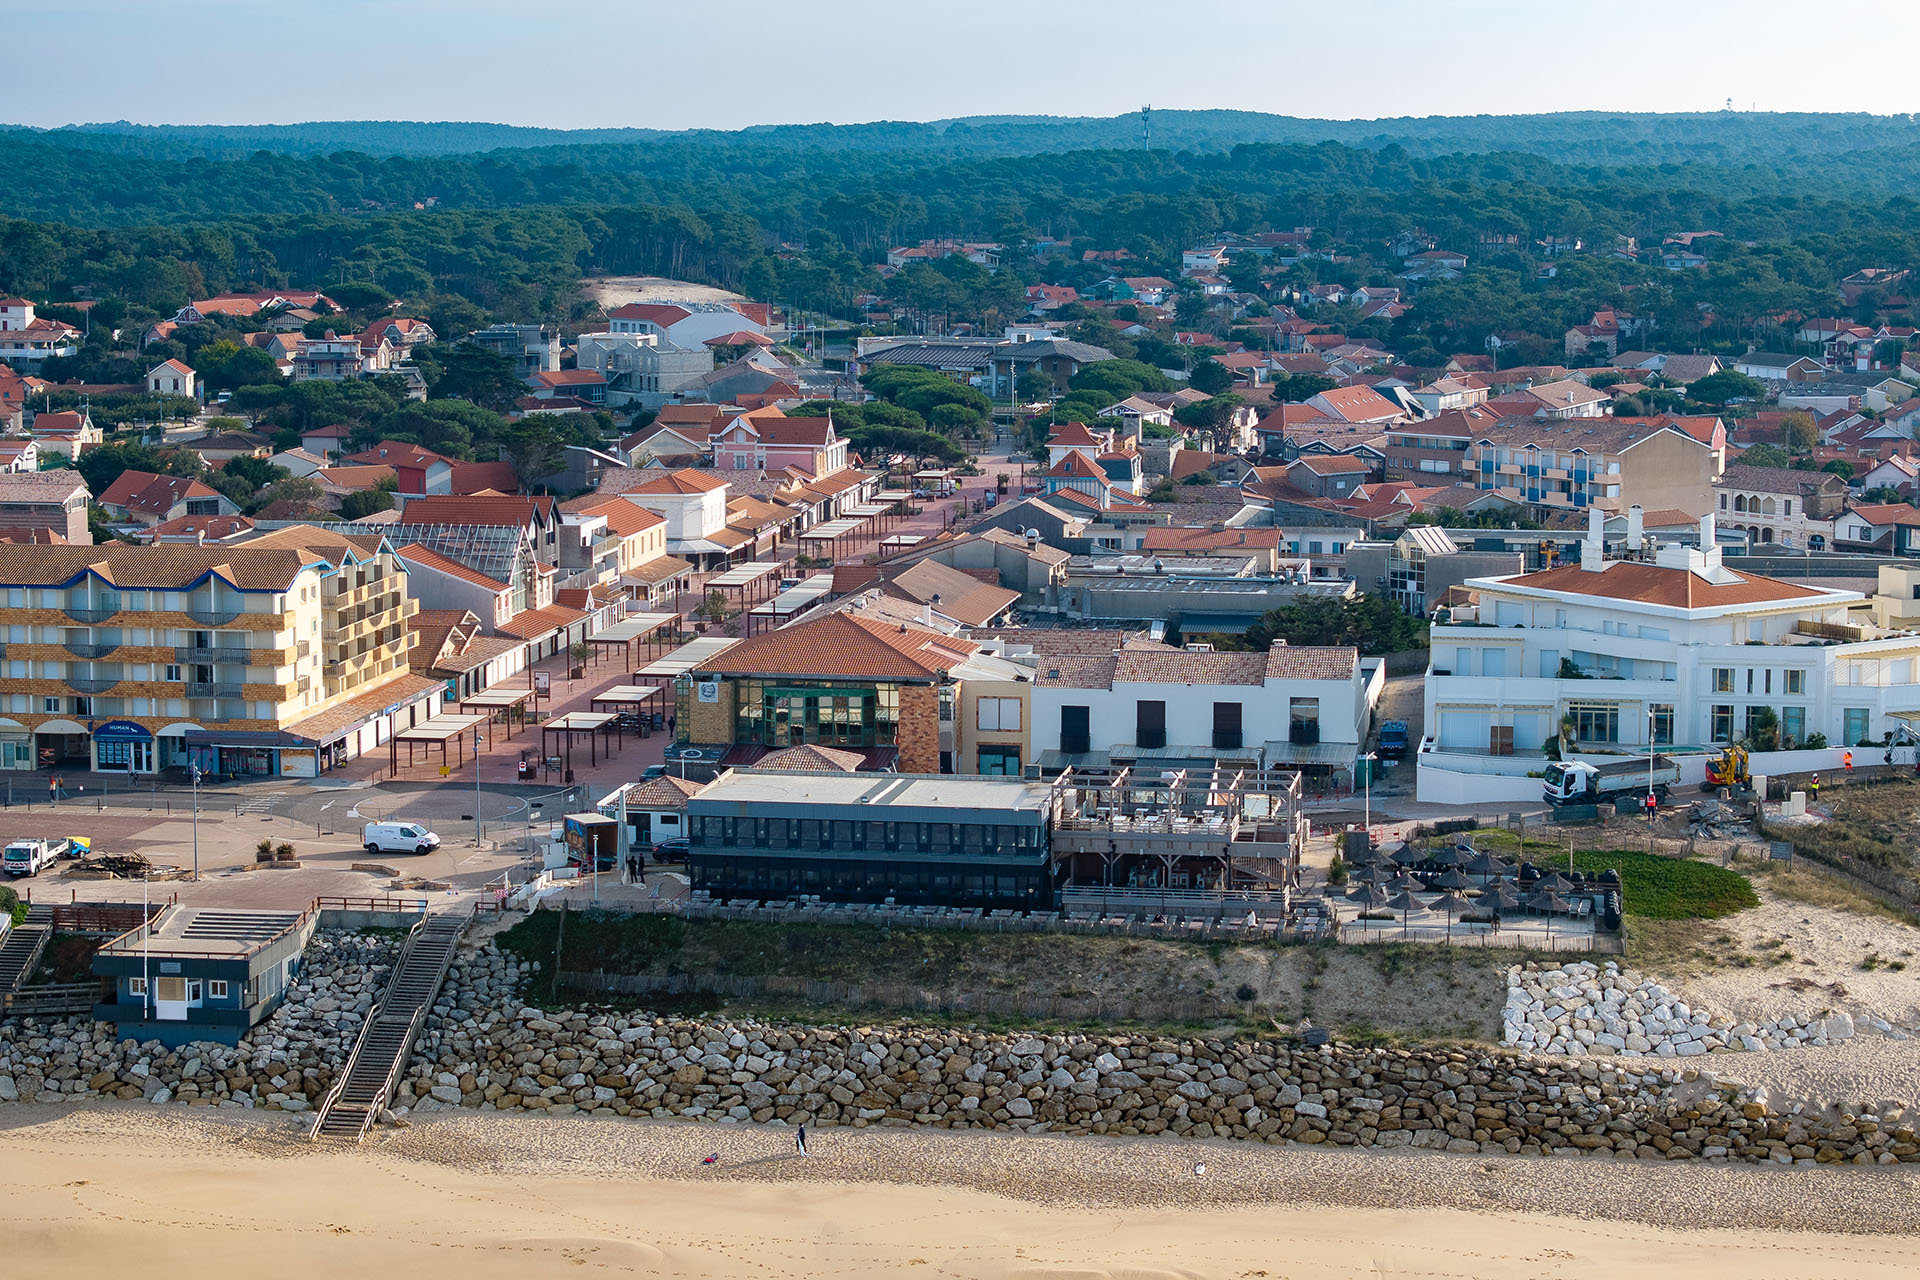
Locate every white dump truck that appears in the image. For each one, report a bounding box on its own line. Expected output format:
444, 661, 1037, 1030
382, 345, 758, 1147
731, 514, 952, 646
1542, 757, 1677, 807
3, 837, 69, 877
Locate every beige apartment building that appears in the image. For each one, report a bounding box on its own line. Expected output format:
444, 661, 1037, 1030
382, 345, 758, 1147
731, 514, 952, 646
1462, 419, 1717, 518
0, 536, 436, 778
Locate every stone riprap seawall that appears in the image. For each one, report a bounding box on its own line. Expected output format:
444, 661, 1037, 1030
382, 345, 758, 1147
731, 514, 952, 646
4, 939, 1916, 1167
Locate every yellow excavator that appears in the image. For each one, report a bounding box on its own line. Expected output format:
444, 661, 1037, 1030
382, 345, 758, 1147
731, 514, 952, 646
1703, 745, 1751, 793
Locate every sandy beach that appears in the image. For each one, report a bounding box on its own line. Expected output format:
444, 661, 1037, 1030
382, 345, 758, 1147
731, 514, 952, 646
6, 1105, 1919, 1279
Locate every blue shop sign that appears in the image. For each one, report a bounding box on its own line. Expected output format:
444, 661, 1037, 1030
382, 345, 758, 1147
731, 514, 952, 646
92, 720, 153, 742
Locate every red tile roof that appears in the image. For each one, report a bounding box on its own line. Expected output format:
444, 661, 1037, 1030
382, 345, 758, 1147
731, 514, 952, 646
1503, 562, 1825, 608
398, 494, 553, 527
698, 612, 978, 680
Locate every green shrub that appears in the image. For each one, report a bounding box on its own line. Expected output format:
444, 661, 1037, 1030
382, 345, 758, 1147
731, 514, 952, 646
1569, 851, 1757, 919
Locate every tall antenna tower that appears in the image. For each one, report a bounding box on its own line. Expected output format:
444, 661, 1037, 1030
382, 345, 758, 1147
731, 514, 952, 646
1141, 104, 1152, 151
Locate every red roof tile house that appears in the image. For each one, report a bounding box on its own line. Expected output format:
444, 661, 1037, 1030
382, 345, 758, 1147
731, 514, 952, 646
341, 441, 455, 496
97, 470, 238, 528
1302, 385, 1406, 425
711, 409, 848, 478
28, 409, 103, 459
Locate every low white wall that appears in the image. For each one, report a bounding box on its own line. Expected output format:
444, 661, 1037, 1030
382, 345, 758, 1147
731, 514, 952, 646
1415, 748, 1546, 806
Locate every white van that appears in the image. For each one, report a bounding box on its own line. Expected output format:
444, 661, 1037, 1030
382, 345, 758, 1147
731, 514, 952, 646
362, 821, 442, 856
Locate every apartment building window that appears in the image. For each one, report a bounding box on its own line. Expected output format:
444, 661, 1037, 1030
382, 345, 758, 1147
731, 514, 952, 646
976, 698, 1021, 732
41, 697, 58, 713
1649, 703, 1674, 746
1059, 706, 1091, 755
164, 665, 181, 682
977, 745, 1021, 775
1712, 668, 1734, 693
1135, 700, 1167, 750
1212, 701, 1243, 750
1567, 703, 1618, 743
1746, 669, 1755, 694
1710, 705, 1734, 743
1844, 708, 1871, 745
128, 977, 146, 997
1782, 706, 1805, 745
1764, 670, 1773, 694
1785, 670, 1805, 695
207, 980, 229, 1000
1288, 697, 1321, 744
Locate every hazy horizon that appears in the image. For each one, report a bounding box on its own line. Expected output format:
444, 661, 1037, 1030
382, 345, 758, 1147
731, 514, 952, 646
12, 0, 1919, 133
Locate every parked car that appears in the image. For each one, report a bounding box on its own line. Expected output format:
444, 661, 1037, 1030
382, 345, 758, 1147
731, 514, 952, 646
362, 821, 442, 855
651, 837, 690, 861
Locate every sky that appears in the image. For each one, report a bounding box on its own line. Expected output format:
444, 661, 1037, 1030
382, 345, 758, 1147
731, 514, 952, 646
10, 0, 1920, 131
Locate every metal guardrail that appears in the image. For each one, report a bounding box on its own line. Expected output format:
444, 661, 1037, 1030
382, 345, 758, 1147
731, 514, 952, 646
2, 980, 106, 1017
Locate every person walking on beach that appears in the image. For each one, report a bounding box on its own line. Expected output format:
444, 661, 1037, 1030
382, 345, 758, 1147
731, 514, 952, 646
795, 1122, 809, 1157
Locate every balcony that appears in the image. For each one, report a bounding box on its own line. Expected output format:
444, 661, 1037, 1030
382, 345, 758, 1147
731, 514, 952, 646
64, 606, 119, 624
296, 640, 311, 658
185, 682, 246, 699
175, 645, 252, 664
67, 675, 121, 695
64, 640, 123, 660
185, 604, 244, 626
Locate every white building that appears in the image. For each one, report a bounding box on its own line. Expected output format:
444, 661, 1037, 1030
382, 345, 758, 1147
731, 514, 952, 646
1027, 642, 1377, 779
0, 298, 80, 363
606, 469, 732, 563
1419, 507, 1920, 802
606, 301, 768, 350
573, 330, 714, 407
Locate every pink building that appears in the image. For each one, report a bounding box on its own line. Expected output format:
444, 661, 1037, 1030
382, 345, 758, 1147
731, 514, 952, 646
710, 411, 847, 478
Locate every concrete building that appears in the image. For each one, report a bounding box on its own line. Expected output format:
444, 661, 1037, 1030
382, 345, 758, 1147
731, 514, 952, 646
1712, 464, 1848, 549
686, 769, 1059, 910
1027, 640, 1376, 781
0, 298, 80, 364
1419, 509, 1920, 803
1464, 418, 1716, 516
573, 329, 713, 407
0, 472, 90, 544
0, 538, 435, 776
467, 323, 560, 377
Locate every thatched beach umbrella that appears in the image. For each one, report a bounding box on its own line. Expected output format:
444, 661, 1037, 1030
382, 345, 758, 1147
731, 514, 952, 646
1346, 882, 1392, 908
1475, 883, 1522, 911
1391, 842, 1428, 866
1431, 890, 1475, 937
1535, 871, 1575, 893
1428, 844, 1469, 868
1358, 863, 1396, 885
1429, 867, 1472, 891
1464, 852, 1513, 878
1386, 890, 1424, 938
1388, 871, 1424, 893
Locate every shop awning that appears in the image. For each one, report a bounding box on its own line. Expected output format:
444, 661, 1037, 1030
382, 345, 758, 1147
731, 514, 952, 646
184, 729, 318, 749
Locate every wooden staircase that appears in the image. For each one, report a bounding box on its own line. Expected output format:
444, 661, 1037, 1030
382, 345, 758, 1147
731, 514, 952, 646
0, 907, 53, 995
309, 906, 472, 1142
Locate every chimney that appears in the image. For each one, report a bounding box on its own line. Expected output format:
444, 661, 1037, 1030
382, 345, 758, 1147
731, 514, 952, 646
1699, 510, 1716, 550
1580, 503, 1604, 573
1626, 504, 1644, 549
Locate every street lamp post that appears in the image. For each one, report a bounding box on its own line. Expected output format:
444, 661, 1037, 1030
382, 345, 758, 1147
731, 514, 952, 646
473, 730, 484, 848
189, 763, 201, 881
1647, 706, 1657, 827
1360, 750, 1377, 837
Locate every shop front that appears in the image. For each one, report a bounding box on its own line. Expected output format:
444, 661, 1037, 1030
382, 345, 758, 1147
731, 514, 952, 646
182, 729, 320, 780
0, 716, 33, 770
92, 719, 155, 774
33, 718, 91, 769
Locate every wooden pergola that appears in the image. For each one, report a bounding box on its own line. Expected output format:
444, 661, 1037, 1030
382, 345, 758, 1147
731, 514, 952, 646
456, 688, 534, 741
583, 612, 678, 670
390, 713, 488, 777
541, 709, 619, 776
588, 684, 667, 735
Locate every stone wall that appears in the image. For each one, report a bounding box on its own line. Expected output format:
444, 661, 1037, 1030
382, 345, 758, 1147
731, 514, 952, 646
392, 946, 1915, 1167
7, 938, 1917, 1169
